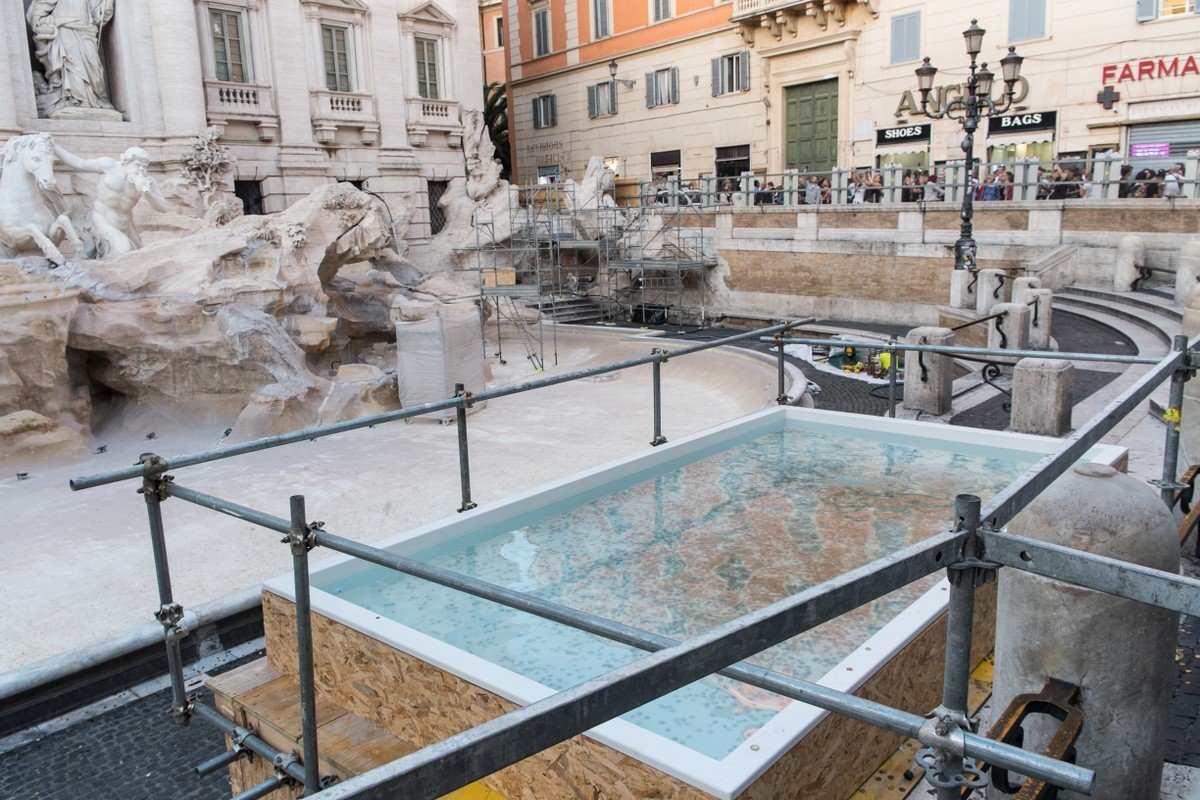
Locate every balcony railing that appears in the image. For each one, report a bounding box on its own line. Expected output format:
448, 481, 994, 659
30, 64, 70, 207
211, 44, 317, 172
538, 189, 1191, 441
731, 0, 874, 23
310, 90, 377, 124
204, 80, 276, 117
406, 96, 460, 129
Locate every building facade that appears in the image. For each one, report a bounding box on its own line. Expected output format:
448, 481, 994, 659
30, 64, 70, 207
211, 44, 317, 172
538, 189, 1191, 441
506, 0, 1200, 184
1, 0, 484, 243
480, 0, 506, 85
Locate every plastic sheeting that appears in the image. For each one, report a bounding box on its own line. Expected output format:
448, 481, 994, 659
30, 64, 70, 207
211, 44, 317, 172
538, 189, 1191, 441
395, 309, 487, 422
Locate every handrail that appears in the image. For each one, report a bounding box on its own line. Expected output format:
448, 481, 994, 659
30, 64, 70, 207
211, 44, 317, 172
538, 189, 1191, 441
767, 335, 1162, 365
950, 310, 1007, 333
70, 321, 807, 491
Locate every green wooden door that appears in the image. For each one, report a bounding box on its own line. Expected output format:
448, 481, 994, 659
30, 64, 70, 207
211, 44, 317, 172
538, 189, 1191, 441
784, 79, 839, 173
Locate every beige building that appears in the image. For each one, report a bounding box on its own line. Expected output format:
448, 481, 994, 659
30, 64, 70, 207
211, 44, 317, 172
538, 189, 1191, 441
1, 0, 485, 245
507, 0, 1200, 184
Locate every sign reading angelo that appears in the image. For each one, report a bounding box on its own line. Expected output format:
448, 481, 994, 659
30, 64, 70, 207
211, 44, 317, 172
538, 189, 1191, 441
876, 124, 931, 146
895, 77, 1030, 119
1102, 55, 1200, 85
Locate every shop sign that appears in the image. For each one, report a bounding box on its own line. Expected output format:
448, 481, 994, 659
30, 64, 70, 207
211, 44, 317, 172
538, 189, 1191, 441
895, 77, 1030, 119
987, 110, 1057, 136
1130, 142, 1171, 158
1102, 55, 1200, 85
876, 123, 931, 146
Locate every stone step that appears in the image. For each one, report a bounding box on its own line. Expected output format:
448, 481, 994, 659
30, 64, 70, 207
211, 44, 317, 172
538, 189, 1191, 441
1053, 295, 1176, 347
1064, 286, 1183, 322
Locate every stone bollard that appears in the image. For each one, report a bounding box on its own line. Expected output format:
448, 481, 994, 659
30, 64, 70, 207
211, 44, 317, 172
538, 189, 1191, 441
1010, 276, 1042, 306
949, 270, 975, 310
1026, 288, 1054, 350
1174, 240, 1200, 308
902, 326, 954, 415
975, 269, 1009, 314
1113, 234, 1145, 292
1010, 358, 1072, 436
988, 303, 1030, 351
992, 464, 1177, 800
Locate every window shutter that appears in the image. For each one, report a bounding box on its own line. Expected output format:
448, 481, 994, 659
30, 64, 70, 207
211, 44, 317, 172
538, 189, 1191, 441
645, 72, 656, 107
587, 85, 597, 118
1136, 0, 1155, 21
711, 57, 721, 96
532, 98, 541, 129
1010, 0, 1045, 41
890, 17, 905, 63
549, 94, 557, 126
738, 51, 750, 91
669, 67, 679, 104
609, 80, 618, 114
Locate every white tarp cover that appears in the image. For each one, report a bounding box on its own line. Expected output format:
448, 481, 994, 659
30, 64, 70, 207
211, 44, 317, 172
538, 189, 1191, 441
396, 309, 487, 421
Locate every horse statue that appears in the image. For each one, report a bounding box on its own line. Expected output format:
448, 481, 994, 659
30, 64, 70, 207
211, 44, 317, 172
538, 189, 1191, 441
0, 133, 82, 265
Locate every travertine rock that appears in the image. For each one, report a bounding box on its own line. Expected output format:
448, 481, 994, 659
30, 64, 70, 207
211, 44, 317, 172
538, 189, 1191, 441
0, 410, 85, 463
0, 263, 80, 419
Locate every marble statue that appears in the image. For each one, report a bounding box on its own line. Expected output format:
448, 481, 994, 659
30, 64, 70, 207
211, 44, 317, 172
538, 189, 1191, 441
462, 109, 501, 202
53, 143, 168, 257
26, 0, 117, 118
0, 134, 83, 264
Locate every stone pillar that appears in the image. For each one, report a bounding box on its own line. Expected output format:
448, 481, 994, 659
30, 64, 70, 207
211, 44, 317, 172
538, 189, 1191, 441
993, 464, 1177, 800
1113, 234, 1145, 292
989, 303, 1030, 351
902, 327, 954, 416
1026, 289, 1054, 350
949, 270, 975, 310
975, 269, 1008, 314
1011, 276, 1042, 306
1010, 358, 1072, 436
147, 0, 207, 141
1180, 286, 1200, 471
1174, 240, 1200, 308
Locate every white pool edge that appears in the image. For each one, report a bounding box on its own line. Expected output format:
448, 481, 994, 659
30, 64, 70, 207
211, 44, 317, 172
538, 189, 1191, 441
265, 406, 1126, 799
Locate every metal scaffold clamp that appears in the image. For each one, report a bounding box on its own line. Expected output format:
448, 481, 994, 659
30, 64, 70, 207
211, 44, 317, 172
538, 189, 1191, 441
137, 453, 174, 502
284, 519, 321, 554
915, 706, 987, 791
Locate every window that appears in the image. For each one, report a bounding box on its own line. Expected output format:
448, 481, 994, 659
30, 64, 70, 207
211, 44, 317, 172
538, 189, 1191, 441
495, 16, 504, 47
890, 12, 921, 65
537, 165, 560, 184
1009, 0, 1046, 40
592, 0, 611, 38
534, 6, 551, 56
715, 144, 750, 178
650, 149, 681, 179
645, 67, 679, 108
415, 37, 440, 99
210, 9, 248, 83
652, 0, 672, 22
428, 180, 449, 234
532, 94, 557, 128
234, 180, 264, 215
1138, 0, 1197, 17
712, 51, 749, 95
587, 80, 617, 118
321, 24, 353, 92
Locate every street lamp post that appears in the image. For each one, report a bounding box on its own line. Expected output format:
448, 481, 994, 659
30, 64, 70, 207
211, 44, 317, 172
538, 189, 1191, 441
913, 21, 1024, 274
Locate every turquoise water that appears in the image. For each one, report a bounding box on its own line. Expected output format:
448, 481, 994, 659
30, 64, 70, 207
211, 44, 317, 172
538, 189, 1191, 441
320, 422, 1037, 760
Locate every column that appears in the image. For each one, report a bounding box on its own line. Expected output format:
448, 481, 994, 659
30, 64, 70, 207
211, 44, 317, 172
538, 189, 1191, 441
146, 0, 207, 141
1010, 358, 1072, 436
902, 327, 954, 416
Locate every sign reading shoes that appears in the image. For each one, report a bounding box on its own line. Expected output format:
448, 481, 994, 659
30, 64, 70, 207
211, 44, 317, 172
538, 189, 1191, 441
987, 111, 1057, 137
876, 123, 931, 146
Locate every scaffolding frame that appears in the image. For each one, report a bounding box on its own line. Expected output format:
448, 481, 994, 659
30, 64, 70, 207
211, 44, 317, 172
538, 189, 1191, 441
69, 326, 1200, 800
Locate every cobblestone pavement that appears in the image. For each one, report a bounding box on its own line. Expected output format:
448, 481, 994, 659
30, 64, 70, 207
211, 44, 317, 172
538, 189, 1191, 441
1168, 612, 1200, 769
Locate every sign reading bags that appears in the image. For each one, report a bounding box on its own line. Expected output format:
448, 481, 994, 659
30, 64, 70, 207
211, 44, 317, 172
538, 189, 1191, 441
876, 123, 931, 146
987, 111, 1057, 136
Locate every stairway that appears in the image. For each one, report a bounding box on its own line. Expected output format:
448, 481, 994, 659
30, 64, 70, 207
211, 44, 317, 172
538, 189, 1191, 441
528, 295, 607, 324
1052, 285, 1180, 348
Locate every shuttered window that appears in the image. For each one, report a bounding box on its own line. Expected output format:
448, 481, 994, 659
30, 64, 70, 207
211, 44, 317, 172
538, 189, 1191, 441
322, 24, 352, 92
1009, 0, 1046, 40
495, 16, 504, 47
210, 9, 247, 83
587, 80, 617, 118
890, 12, 921, 65
534, 7, 551, 56
645, 67, 679, 108
1159, 0, 1197, 15
711, 51, 750, 95
415, 37, 440, 99
532, 94, 557, 128
653, 0, 672, 23
592, 0, 610, 38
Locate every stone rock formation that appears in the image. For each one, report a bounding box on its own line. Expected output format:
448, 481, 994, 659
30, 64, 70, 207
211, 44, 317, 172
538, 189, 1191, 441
0, 263, 81, 420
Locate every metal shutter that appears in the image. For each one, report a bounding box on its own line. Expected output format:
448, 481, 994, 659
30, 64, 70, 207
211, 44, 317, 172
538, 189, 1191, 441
669, 67, 679, 104
711, 57, 721, 96
1129, 120, 1200, 167
737, 51, 750, 92
646, 72, 656, 107
587, 84, 597, 118
548, 94, 556, 126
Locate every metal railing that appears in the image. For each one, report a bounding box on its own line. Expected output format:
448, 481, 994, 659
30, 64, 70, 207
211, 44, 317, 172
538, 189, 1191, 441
636, 153, 1200, 209
68, 326, 1200, 800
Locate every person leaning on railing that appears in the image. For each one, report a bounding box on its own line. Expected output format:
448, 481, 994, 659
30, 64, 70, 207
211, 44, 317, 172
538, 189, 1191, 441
1164, 162, 1185, 198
